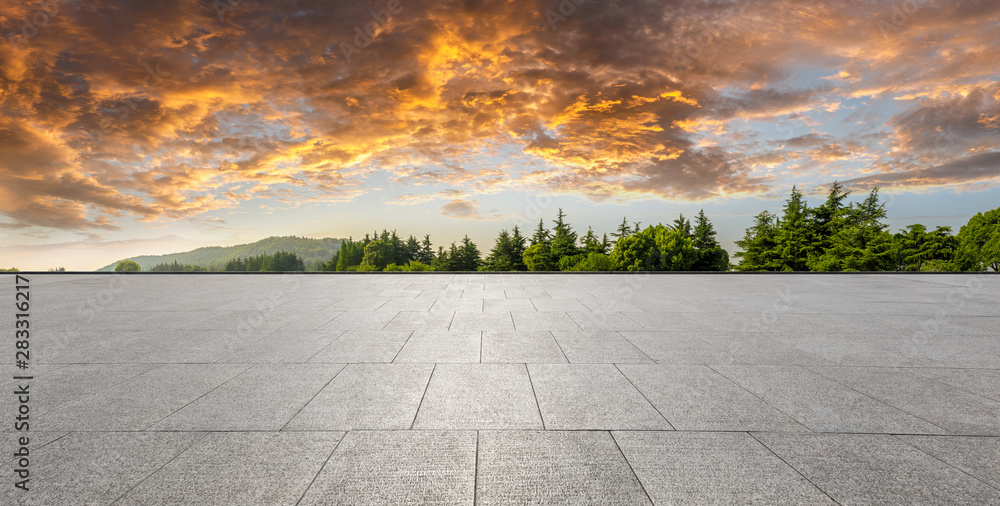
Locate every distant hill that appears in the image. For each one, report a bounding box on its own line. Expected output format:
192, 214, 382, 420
97, 236, 344, 271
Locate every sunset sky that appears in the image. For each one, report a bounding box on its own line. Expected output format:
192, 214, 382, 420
2, 0, 999, 270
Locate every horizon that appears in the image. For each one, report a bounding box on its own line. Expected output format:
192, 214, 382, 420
2, 1, 999, 270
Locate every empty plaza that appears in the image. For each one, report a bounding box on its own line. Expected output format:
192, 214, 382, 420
4, 273, 1000, 504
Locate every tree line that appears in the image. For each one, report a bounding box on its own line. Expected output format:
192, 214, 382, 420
734, 183, 999, 272
323, 207, 730, 272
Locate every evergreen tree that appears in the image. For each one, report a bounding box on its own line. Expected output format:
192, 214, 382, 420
482, 230, 518, 271
773, 186, 812, 271
809, 188, 895, 271
734, 211, 780, 271
893, 225, 957, 271
336, 239, 364, 271
601, 233, 611, 254
672, 214, 692, 238
432, 246, 454, 271
416, 235, 436, 264
404, 235, 421, 264
550, 208, 579, 261
452, 236, 482, 270
581, 227, 603, 254
613, 217, 631, 238
510, 225, 528, 270
691, 209, 729, 271
531, 218, 551, 245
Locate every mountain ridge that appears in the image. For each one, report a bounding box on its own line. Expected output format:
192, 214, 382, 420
96, 236, 344, 271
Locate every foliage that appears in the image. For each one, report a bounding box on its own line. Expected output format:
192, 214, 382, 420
549, 208, 579, 262
952, 207, 1000, 272
1, 267, 20, 272
611, 224, 697, 271
149, 261, 208, 272
523, 243, 556, 271
690, 209, 729, 271
482, 228, 527, 271
564, 252, 613, 271
361, 240, 392, 270
892, 224, 957, 271
530, 218, 551, 246
114, 259, 141, 272
384, 261, 435, 271
224, 251, 305, 271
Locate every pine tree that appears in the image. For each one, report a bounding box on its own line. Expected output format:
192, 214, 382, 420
613, 217, 631, 238
531, 218, 551, 245
510, 225, 528, 270
416, 235, 436, 264
691, 209, 729, 271
581, 227, 602, 254
672, 214, 692, 238
550, 208, 579, 261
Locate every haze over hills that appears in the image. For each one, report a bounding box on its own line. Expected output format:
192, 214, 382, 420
96, 236, 344, 271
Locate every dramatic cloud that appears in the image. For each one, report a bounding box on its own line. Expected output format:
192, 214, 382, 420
1, 0, 998, 232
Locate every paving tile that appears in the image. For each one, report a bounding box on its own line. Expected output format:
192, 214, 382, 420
898, 435, 1000, 488
384, 310, 455, 330
618, 364, 805, 432
577, 298, 646, 312
481, 331, 567, 363
152, 364, 343, 430
477, 430, 651, 505
483, 298, 536, 311
910, 367, 1000, 402
511, 311, 581, 331
394, 330, 481, 363
41, 363, 251, 431
17, 363, 156, 420
755, 433, 1000, 504
525, 298, 585, 311
286, 363, 433, 430
374, 298, 435, 312
0, 432, 202, 505
219, 330, 343, 363
620, 332, 740, 365
324, 298, 390, 311
449, 311, 515, 331
621, 312, 716, 332
299, 431, 476, 505
429, 298, 483, 311
317, 310, 398, 330
550, 330, 653, 363
118, 432, 343, 505
810, 366, 1000, 435
529, 364, 671, 430
462, 289, 506, 299
567, 311, 646, 331
614, 431, 831, 504
698, 334, 838, 366
713, 365, 943, 433
414, 364, 542, 429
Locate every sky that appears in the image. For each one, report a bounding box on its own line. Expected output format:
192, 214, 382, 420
1, 0, 999, 270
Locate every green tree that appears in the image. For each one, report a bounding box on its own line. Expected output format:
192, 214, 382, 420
564, 252, 612, 271
361, 240, 392, 270
773, 186, 813, 271
952, 207, 1000, 271
416, 235, 436, 264
672, 214, 692, 238
261, 251, 305, 271
452, 236, 482, 271
610, 224, 696, 271
432, 246, 454, 271
336, 239, 364, 271
531, 218, 551, 246
482, 230, 519, 271
691, 209, 729, 271
510, 226, 527, 270
808, 188, 895, 271
893, 224, 957, 271
523, 243, 556, 271
734, 211, 780, 271
115, 260, 141, 272
581, 227, 604, 254
550, 208, 579, 261
613, 217, 632, 238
